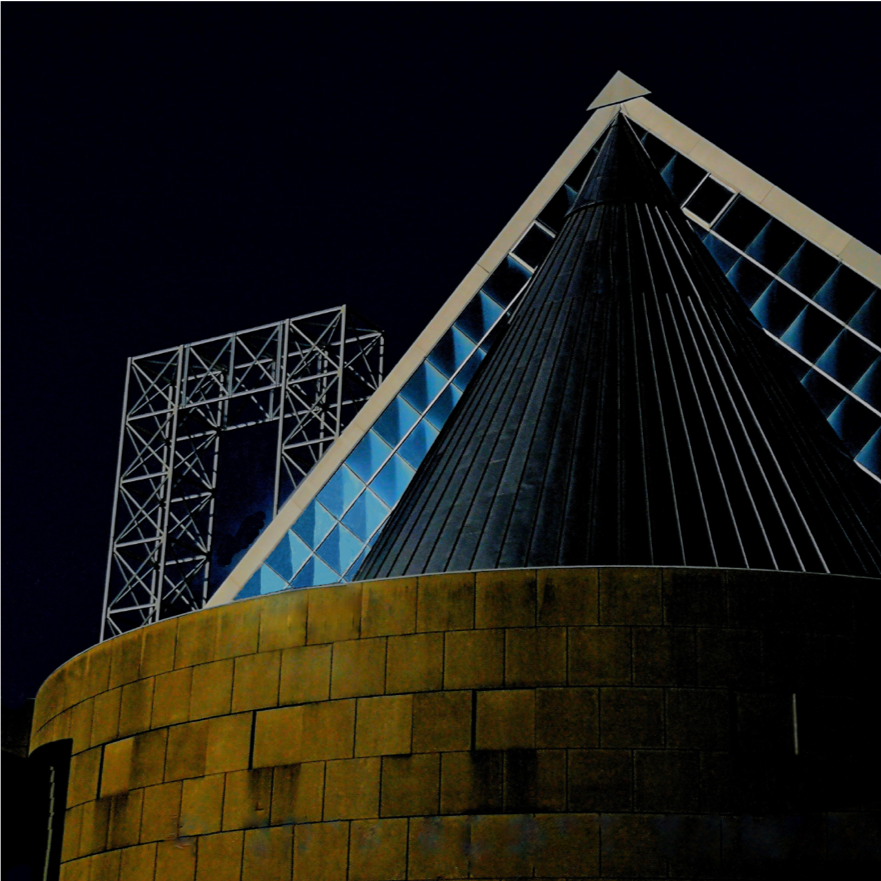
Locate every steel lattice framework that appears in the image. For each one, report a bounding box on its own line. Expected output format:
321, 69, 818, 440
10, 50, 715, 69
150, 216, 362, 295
101, 307, 383, 639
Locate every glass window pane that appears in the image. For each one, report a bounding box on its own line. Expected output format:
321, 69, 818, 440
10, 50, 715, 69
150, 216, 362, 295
373, 396, 420, 447
343, 544, 374, 581
482, 256, 531, 308
342, 488, 389, 542
751, 280, 805, 336
713, 196, 771, 250
537, 184, 577, 233
816, 330, 878, 388
813, 266, 874, 322
266, 529, 311, 582
455, 291, 504, 344
855, 427, 880, 476
291, 500, 337, 549
316, 465, 364, 518
316, 523, 363, 576
848, 290, 878, 338
828, 396, 881, 457
779, 306, 841, 363
399, 362, 447, 412
428, 325, 477, 379
237, 563, 289, 599
852, 358, 879, 410
424, 384, 463, 430
745, 219, 804, 274
684, 177, 734, 223
801, 368, 847, 417
512, 224, 555, 270
778, 242, 837, 296
702, 232, 740, 274
370, 454, 416, 507
347, 430, 393, 482
398, 418, 440, 469
773, 339, 811, 383
640, 132, 676, 172
726, 257, 775, 308
660, 154, 706, 204
292, 555, 340, 589
452, 345, 487, 392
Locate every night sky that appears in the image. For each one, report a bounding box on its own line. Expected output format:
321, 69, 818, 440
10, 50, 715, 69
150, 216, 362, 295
3, 4, 879, 708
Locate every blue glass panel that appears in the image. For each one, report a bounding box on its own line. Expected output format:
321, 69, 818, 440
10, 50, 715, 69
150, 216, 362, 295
482, 256, 531, 308
640, 132, 676, 171
702, 233, 740, 274
684, 177, 733, 223
237, 564, 289, 599
455, 291, 504, 344
778, 242, 837, 296
537, 184, 577, 233
813, 266, 874, 322
342, 489, 390, 542
713, 196, 770, 250
370, 454, 416, 507
292, 556, 340, 588
848, 290, 878, 338
291, 500, 336, 549
816, 331, 878, 388
425, 384, 463, 430
828, 396, 881, 457
343, 543, 374, 581
852, 358, 880, 410
453, 345, 487, 392
726, 258, 774, 308
744, 219, 803, 274
660, 154, 706, 204
801, 369, 847, 417
750, 281, 804, 336
347, 430, 393, 482
316, 465, 364, 518
428, 325, 478, 378
399, 361, 447, 412
316, 523, 364, 575
855, 428, 880, 476
266, 529, 311, 582
373, 396, 420, 447
779, 306, 841, 363
512, 224, 555, 270
398, 418, 440, 469
773, 340, 810, 383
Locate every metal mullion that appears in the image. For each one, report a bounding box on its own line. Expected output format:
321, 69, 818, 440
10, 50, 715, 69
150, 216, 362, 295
274, 319, 292, 516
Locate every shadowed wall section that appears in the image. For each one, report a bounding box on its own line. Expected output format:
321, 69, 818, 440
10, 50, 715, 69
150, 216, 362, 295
31, 568, 880, 880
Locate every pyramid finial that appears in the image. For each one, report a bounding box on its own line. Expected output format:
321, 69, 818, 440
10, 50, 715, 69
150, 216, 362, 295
587, 70, 650, 111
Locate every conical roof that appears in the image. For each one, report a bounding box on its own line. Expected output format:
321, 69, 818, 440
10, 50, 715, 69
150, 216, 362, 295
360, 114, 881, 579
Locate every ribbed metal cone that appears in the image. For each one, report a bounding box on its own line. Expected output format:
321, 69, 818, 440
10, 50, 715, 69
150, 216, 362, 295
360, 114, 881, 579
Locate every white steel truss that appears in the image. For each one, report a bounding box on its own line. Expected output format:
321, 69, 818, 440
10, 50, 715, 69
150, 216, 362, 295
101, 307, 384, 639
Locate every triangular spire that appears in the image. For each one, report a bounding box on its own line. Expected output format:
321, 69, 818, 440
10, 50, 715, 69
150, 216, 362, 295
359, 115, 881, 580
587, 71, 651, 110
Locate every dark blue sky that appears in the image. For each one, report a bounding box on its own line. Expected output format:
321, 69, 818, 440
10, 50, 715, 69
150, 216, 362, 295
3, 3, 879, 706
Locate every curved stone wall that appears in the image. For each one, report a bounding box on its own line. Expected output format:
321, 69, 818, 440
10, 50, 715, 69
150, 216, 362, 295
31, 567, 880, 880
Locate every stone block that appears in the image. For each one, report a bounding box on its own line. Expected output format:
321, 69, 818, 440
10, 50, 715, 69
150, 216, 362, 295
534, 813, 600, 876
165, 720, 209, 781
412, 690, 471, 753
140, 781, 182, 842
140, 618, 177, 678
174, 611, 217, 669
293, 821, 349, 881
242, 826, 293, 881
118, 677, 155, 737
416, 572, 474, 632
568, 749, 632, 811
279, 644, 331, 705
271, 762, 324, 825
407, 815, 470, 879
232, 651, 281, 712
380, 753, 439, 816
100, 738, 133, 798
307, 583, 362, 644
600, 687, 664, 747
633, 627, 696, 686
205, 713, 252, 774
361, 578, 417, 637
600, 813, 667, 877
385, 632, 443, 693
349, 818, 407, 881
62, 803, 84, 862
330, 638, 386, 699
505, 627, 566, 686
64, 655, 88, 710
537, 567, 598, 625
129, 729, 168, 790
195, 831, 243, 881
697, 628, 763, 687
735, 691, 792, 754
70, 699, 95, 755
90, 849, 122, 881
109, 631, 143, 690
663, 567, 727, 626
475, 689, 534, 749
300, 700, 356, 762
119, 843, 158, 881
90, 688, 121, 747
222, 768, 273, 830
69, 747, 102, 806
667, 688, 729, 749
355, 694, 412, 756
535, 687, 598, 747
440, 751, 503, 814
635, 750, 700, 811
504, 749, 566, 812
324, 757, 381, 820
155, 837, 197, 881
258, 589, 307, 653
189, 659, 233, 720
180, 773, 225, 836
84, 646, 112, 699
599, 567, 662, 624
151, 668, 192, 728
215, 600, 260, 660
107, 790, 144, 849
254, 705, 303, 768
700, 751, 736, 812
59, 857, 90, 881
469, 813, 534, 877
569, 626, 631, 685
443, 630, 503, 689
475, 569, 536, 628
